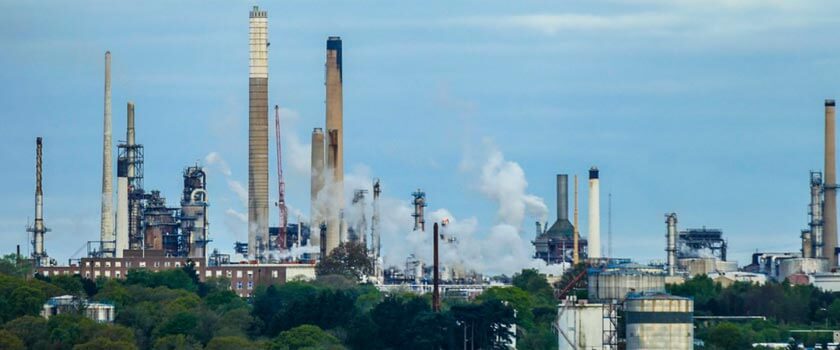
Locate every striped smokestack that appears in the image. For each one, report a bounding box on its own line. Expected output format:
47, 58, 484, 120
100, 51, 114, 254
248, 6, 269, 261
824, 99, 838, 266
588, 167, 601, 258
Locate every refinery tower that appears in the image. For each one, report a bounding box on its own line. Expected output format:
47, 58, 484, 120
248, 6, 269, 261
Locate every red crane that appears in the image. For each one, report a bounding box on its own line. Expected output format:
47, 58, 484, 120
275, 105, 287, 252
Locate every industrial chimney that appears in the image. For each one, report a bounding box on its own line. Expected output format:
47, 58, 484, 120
665, 213, 678, 276
100, 51, 114, 256
324, 36, 344, 256
588, 167, 601, 258
28, 137, 50, 266
248, 6, 270, 261
825, 99, 838, 267
310, 128, 325, 251
810, 171, 824, 258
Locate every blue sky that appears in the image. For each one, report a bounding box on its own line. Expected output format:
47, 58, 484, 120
2, 1, 840, 268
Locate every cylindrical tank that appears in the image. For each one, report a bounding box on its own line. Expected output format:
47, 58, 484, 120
588, 267, 665, 301
625, 294, 693, 350
557, 299, 613, 350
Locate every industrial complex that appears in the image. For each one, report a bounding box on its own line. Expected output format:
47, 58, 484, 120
14, 5, 840, 350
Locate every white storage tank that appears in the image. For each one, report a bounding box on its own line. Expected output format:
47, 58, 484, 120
625, 293, 693, 350
557, 297, 615, 350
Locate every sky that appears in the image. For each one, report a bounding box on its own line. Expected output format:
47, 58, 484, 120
2, 0, 840, 271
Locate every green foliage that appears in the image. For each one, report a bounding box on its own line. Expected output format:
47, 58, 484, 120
153, 334, 202, 350
271, 324, 343, 350
0, 329, 25, 350
205, 336, 264, 350
3, 315, 48, 349
705, 322, 753, 350
512, 269, 555, 302
316, 242, 374, 280
0, 254, 32, 278
124, 268, 197, 292
72, 338, 137, 350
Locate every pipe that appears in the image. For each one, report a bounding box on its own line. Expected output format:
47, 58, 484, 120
100, 51, 114, 254
665, 213, 678, 276
588, 167, 601, 258
825, 99, 838, 267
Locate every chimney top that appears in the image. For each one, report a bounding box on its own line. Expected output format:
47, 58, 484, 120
827, 99, 836, 107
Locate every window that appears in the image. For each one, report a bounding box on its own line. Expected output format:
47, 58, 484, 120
236, 281, 243, 290
105, 261, 111, 267
154, 262, 160, 267
95, 261, 101, 267
216, 270, 222, 277
272, 271, 278, 278
237, 271, 243, 278
115, 261, 121, 267
247, 270, 254, 279
205, 271, 212, 277
94, 271, 100, 278
226, 270, 232, 278
247, 281, 254, 290
85, 272, 90, 278
104, 270, 111, 277
85, 262, 91, 267
116, 271, 121, 278
195, 262, 200, 267
139, 261, 146, 267
126, 262, 132, 268
175, 262, 181, 267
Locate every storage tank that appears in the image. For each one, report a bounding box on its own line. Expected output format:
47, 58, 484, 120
557, 298, 615, 350
588, 264, 666, 301
625, 293, 693, 350
776, 257, 828, 282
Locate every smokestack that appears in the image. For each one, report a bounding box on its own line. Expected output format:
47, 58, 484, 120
573, 175, 579, 264
325, 36, 344, 256
588, 167, 601, 258
28, 137, 50, 266
557, 174, 569, 222
100, 51, 114, 254
116, 156, 128, 258
248, 6, 270, 261
810, 171, 824, 258
825, 99, 838, 267
310, 128, 325, 250
665, 213, 678, 276
372, 179, 381, 260
433, 222, 441, 312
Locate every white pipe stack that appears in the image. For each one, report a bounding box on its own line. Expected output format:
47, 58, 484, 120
100, 51, 114, 255
588, 167, 601, 258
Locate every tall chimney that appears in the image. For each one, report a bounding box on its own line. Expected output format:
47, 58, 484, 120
29, 137, 50, 266
324, 36, 344, 256
310, 128, 325, 250
557, 174, 569, 222
433, 222, 441, 312
275, 105, 287, 251
665, 213, 678, 276
573, 175, 580, 264
248, 6, 270, 261
100, 51, 114, 254
588, 167, 601, 258
825, 99, 838, 267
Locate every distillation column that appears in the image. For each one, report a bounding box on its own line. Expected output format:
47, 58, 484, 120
665, 213, 678, 276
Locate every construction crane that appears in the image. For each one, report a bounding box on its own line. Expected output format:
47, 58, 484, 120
275, 105, 287, 252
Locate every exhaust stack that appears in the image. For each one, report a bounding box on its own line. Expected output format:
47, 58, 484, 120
433, 222, 441, 312
248, 6, 270, 261
588, 167, 601, 258
28, 137, 50, 266
825, 99, 838, 266
665, 213, 678, 276
324, 36, 344, 256
100, 51, 114, 255
310, 128, 325, 251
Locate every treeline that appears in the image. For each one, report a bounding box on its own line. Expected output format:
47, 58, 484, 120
0, 253, 558, 350
668, 275, 840, 349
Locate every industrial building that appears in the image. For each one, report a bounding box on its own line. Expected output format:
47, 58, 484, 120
41, 295, 115, 323
534, 174, 589, 264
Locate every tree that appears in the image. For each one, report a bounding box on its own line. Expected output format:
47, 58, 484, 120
271, 324, 343, 350
706, 322, 751, 350
0, 254, 32, 278
512, 269, 554, 302
3, 315, 47, 348
73, 338, 137, 350
0, 330, 25, 350
205, 336, 264, 350
9, 285, 46, 318
153, 334, 202, 350
316, 242, 373, 280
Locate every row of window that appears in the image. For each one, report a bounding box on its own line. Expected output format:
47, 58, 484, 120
85, 260, 202, 268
